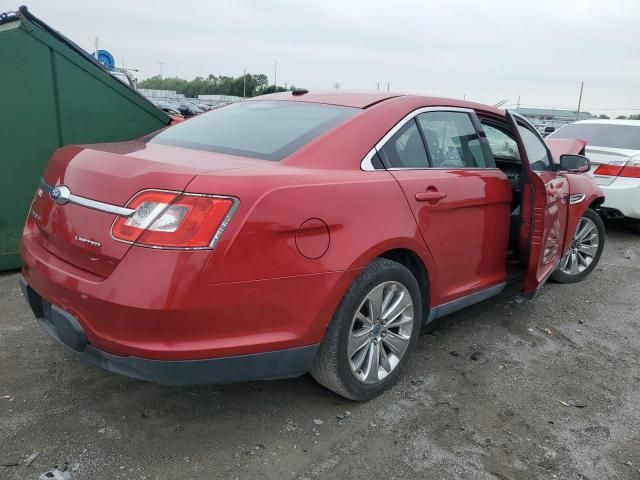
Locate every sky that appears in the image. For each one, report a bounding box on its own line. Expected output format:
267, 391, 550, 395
4, 0, 640, 116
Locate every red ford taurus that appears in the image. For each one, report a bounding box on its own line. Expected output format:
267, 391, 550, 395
21, 91, 605, 400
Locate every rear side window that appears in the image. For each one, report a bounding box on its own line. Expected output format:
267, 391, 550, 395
149, 101, 357, 161
379, 120, 430, 168
416, 111, 487, 168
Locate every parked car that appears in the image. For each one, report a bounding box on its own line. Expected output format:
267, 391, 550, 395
542, 126, 556, 137
176, 103, 203, 117
548, 119, 640, 230
21, 92, 605, 400
208, 101, 231, 110
159, 106, 183, 118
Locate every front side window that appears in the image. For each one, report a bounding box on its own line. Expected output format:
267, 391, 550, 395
416, 111, 487, 168
379, 119, 429, 169
482, 124, 520, 161
517, 124, 551, 171
149, 101, 357, 161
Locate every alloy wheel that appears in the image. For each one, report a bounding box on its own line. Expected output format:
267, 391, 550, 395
347, 281, 415, 384
559, 216, 600, 275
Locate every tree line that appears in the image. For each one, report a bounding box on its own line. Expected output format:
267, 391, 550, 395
138, 73, 294, 98
597, 114, 640, 120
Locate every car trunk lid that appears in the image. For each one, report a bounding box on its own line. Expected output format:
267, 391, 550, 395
30, 141, 253, 277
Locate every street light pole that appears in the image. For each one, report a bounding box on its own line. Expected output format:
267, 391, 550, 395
274, 59, 278, 88
576, 82, 584, 121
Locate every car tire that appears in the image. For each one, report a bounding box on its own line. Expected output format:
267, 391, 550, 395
551, 208, 605, 284
310, 258, 422, 401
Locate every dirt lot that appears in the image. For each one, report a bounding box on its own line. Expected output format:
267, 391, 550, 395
1, 222, 639, 480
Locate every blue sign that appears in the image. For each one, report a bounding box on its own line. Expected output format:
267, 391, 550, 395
94, 49, 115, 70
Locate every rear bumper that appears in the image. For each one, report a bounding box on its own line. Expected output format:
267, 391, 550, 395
21, 229, 356, 361
21, 277, 318, 385
600, 177, 640, 219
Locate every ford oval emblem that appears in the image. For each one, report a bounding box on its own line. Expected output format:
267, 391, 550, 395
50, 185, 71, 205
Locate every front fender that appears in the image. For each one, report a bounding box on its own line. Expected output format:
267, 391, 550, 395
563, 172, 605, 254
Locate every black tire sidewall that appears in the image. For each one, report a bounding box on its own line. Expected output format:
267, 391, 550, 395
332, 259, 422, 400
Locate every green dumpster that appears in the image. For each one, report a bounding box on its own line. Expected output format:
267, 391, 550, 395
0, 7, 171, 270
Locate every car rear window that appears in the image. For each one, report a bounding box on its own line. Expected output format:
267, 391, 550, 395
549, 123, 640, 150
149, 100, 358, 161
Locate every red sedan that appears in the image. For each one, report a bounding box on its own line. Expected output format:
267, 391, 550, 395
21, 92, 605, 400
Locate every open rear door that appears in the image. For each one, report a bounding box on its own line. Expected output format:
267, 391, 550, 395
506, 111, 569, 299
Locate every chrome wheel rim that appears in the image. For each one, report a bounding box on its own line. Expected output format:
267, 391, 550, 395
348, 281, 414, 384
559, 216, 599, 275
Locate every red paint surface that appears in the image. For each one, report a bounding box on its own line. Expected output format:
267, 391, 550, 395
295, 219, 330, 259
545, 138, 587, 162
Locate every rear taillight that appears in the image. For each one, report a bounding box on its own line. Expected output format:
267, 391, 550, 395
594, 160, 640, 178
111, 190, 237, 249
593, 162, 625, 176
620, 161, 640, 178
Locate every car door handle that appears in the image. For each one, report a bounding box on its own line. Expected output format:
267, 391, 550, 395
415, 191, 447, 202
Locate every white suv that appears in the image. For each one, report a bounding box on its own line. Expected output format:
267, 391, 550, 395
548, 120, 640, 231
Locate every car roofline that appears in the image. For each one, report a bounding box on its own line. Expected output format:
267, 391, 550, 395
250, 91, 506, 115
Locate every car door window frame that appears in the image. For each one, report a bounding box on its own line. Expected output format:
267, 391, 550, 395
361, 106, 497, 171
478, 119, 521, 163
415, 111, 493, 169
509, 111, 556, 172
378, 118, 433, 169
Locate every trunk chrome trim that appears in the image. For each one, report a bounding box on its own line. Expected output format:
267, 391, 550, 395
39, 179, 136, 217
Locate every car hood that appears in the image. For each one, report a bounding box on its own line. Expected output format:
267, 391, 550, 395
544, 138, 587, 162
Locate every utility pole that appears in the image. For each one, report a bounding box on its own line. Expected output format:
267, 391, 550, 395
377, 82, 380, 91
243, 68, 246, 99
158, 62, 163, 79
576, 82, 584, 121
93, 37, 99, 59
387, 82, 390, 92
516, 94, 521, 111
333, 82, 340, 89
274, 59, 278, 88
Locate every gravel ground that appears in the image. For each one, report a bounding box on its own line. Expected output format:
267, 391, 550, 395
1, 222, 639, 480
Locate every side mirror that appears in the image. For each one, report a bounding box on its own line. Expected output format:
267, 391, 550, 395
560, 154, 590, 173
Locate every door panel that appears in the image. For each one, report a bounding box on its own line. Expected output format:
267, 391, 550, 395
390, 169, 511, 304
506, 112, 569, 295
522, 171, 569, 292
